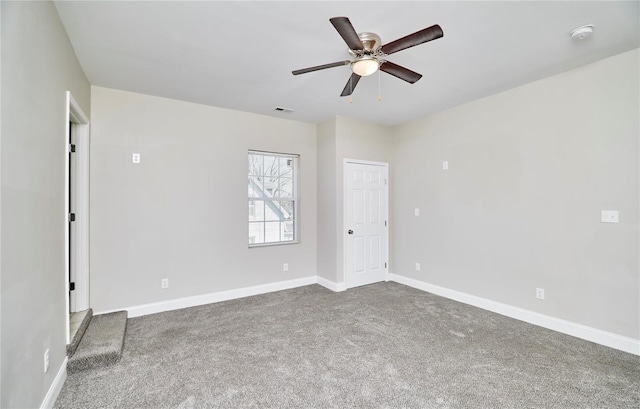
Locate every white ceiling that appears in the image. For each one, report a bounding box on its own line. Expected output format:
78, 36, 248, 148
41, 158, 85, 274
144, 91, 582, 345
54, 1, 639, 126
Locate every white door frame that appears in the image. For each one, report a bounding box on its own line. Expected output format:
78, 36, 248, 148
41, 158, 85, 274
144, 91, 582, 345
65, 91, 90, 344
342, 158, 389, 289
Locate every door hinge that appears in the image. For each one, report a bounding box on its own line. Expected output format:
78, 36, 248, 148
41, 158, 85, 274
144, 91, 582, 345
69, 144, 76, 153
385, 262, 387, 269
69, 282, 75, 291
69, 213, 76, 222
385, 220, 387, 227
384, 178, 387, 185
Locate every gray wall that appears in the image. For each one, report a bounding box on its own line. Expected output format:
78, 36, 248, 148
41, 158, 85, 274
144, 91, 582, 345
316, 116, 392, 285
316, 119, 338, 283
334, 117, 393, 284
390, 49, 639, 339
1, 1, 91, 407
90, 86, 317, 312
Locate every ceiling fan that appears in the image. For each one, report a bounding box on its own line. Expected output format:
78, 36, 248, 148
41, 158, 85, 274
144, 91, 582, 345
292, 17, 444, 97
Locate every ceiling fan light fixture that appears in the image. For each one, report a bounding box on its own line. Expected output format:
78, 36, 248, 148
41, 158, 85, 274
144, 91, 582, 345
352, 56, 379, 77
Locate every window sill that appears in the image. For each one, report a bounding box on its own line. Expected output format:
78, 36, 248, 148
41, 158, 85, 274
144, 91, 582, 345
249, 240, 299, 248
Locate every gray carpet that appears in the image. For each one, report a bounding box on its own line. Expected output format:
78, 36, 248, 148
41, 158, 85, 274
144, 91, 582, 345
67, 308, 93, 357
67, 311, 128, 374
55, 283, 639, 408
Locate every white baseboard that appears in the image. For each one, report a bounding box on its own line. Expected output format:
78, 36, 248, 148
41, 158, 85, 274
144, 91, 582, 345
317, 276, 346, 292
40, 356, 67, 409
97, 276, 318, 318
389, 273, 640, 356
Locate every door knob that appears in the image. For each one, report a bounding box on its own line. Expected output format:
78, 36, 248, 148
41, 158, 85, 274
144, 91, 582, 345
348, 229, 353, 235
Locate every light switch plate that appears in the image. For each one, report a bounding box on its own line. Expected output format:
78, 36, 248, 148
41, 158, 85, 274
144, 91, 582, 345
601, 210, 619, 223
442, 161, 449, 170
132, 153, 141, 164
414, 208, 420, 216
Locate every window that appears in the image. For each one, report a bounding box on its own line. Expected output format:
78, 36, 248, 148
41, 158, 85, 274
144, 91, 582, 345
248, 151, 298, 246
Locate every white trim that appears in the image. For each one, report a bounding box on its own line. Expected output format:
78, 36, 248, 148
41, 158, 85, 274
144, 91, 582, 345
96, 276, 317, 318
64, 94, 70, 343
344, 158, 388, 167
343, 159, 389, 289
390, 273, 640, 356
68, 93, 89, 123
74, 120, 91, 312
247, 151, 299, 247
248, 240, 299, 249
317, 276, 346, 292
40, 357, 67, 409
64, 91, 90, 344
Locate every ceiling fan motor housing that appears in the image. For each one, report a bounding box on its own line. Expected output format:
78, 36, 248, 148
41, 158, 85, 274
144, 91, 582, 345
359, 32, 382, 52
349, 32, 383, 56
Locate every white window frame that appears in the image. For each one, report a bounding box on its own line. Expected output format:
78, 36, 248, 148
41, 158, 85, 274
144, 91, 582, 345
248, 150, 299, 247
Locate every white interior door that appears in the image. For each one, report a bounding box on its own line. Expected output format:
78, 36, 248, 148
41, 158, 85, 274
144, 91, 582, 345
345, 160, 388, 288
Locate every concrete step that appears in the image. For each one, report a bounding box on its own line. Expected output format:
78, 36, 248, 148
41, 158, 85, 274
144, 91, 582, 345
67, 311, 127, 374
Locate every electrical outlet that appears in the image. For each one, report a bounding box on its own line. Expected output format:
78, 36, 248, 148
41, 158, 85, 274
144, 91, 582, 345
44, 349, 50, 373
601, 210, 619, 223
536, 288, 545, 300
414, 208, 420, 216
442, 161, 449, 170
415, 263, 421, 271
283, 263, 289, 272
132, 153, 141, 164
161, 278, 169, 289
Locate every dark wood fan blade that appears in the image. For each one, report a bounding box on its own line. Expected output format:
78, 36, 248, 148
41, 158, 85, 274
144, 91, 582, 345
292, 61, 351, 75
381, 24, 443, 55
340, 73, 362, 97
330, 17, 364, 51
380, 61, 422, 83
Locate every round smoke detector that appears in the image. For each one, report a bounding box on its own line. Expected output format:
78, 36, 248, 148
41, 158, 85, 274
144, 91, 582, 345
571, 24, 594, 40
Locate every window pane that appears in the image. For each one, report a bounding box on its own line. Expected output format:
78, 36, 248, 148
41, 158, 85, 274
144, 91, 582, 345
265, 221, 280, 243
248, 177, 264, 198
265, 201, 293, 221
249, 222, 264, 244
264, 155, 278, 177
279, 157, 293, 177
263, 176, 278, 197
279, 200, 294, 221
248, 154, 263, 176
277, 177, 293, 198
264, 200, 281, 221
281, 221, 294, 242
249, 200, 264, 222
248, 152, 297, 246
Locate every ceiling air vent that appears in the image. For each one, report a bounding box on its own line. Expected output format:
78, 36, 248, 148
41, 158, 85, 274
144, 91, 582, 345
274, 106, 294, 113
